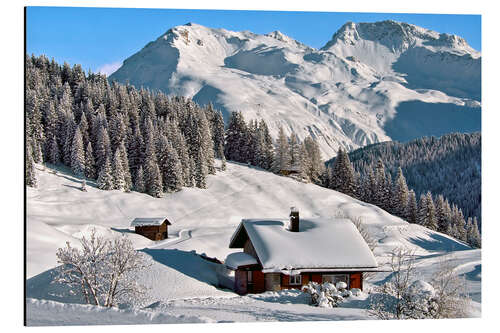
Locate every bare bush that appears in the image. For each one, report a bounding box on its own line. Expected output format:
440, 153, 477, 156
54, 228, 151, 307
368, 247, 471, 319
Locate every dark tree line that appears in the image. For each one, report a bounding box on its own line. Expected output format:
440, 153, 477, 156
325, 148, 481, 248
25, 54, 225, 197
224, 111, 325, 184
330, 133, 481, 224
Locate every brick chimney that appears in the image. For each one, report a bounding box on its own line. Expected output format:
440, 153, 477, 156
289, 207, 299, 232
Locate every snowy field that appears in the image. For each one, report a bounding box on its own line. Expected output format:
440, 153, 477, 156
26, 161, 481, 325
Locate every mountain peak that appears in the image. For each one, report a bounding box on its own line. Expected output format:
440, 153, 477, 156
266, 30, 290, 42
322, 20, 478, 57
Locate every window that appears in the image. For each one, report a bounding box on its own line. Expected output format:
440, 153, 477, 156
247, 271, 253, 283
322, 274, 349, 286
289, 274, 302, 285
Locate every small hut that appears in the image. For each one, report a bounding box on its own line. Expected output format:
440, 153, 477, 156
278, 165, 301, 176
131, 217, 171, 241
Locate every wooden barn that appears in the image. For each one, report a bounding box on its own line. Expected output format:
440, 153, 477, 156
225, 208, 379, 295
131, 217, 171, 241
278, 165, 301, 176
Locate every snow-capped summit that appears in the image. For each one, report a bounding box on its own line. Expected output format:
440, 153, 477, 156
110, 21, 481, 158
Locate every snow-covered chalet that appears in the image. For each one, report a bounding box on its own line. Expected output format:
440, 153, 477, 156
225, 208, 378, 295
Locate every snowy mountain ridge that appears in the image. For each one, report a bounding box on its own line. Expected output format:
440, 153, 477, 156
110, 20, 481, 158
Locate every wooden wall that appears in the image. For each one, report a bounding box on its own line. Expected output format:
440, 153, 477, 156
134, 223, 168, 241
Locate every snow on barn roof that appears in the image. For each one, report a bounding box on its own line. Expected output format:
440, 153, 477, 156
225, 252, 259, 270
130, 217, 171, 227
229, 217, 377, 273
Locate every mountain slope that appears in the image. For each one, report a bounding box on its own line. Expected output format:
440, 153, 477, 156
26, 161, 480, 324
110, 20, 481, 158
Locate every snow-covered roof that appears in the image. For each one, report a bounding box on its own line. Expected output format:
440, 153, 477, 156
229, 218, 377, 273
131, 217, 171, 227
225, 252, 259, 270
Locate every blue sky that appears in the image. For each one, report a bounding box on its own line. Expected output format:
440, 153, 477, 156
26, 7, 481, 75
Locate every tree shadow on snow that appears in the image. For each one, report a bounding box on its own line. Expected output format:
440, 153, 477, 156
26, 268, 84, 304
406, 231, 470, 252
141, 248, 221, 288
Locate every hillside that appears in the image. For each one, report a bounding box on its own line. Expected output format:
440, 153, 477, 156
110, 20, 481, 158
26, 161, 481, 324
327, 132, 481, 222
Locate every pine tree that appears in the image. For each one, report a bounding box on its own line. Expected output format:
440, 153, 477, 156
26, 145, 37, 187
407, 190, 418, 224
95, 125, 111, 172
112, 148, 125, 190
84, 142, 97, 179
467, 217, 481, 248
224, 111, 248, 163
134, 165, 145, 193
97, 156, 114, 190
434, 195, 448, 233
289, 133, 301, 169
303, 136, 324, 184
210, 107, 225, 159
48, 134, 60, 165
198, 109, 215, 175
374, 159, 387, 208
70, 127, 85, 177
418, 192, 438, 230
63, 113, 76, 166
424, 191, 438, 230
259, 119, 275, 170
163, 142, 183, 192
118, 142, 132, 192
330, 148, 356, 197
220, 148, 227, 171
194, 149, 208, 189
453, 206, 467, 242
299, 142, 311, 181
145, 159, 162, 198
273, 126, 291, 173
393, 167, 409, 218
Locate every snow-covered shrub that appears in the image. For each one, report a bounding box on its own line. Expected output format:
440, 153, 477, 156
341, 289, 353, 298
336, 281, 347, 291
54, 228, 151, 308
302, 282, 344, 308
368, 248, 470, 319
351, 288, 362, 296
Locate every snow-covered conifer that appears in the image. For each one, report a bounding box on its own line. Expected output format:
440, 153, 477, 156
273, 126, 291, 172
394, 167, 409, 218
145, 159, 162, 198
467, 217, 481, 248
407, 190, 418, 224
112, 148, 125, 191
118, 142, 132, 192
48, 134, 60, 165
97, 156, 114, 190
70, 127, 85, 177
134, 165, 145, 193
84, 142, 97, 179
63, 113, 76, 166
95, 125, 111, 172
26, 145, 37, 187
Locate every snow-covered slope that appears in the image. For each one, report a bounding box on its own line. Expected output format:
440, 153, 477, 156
26, 162, 480, 324
110, 20, 481, 158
